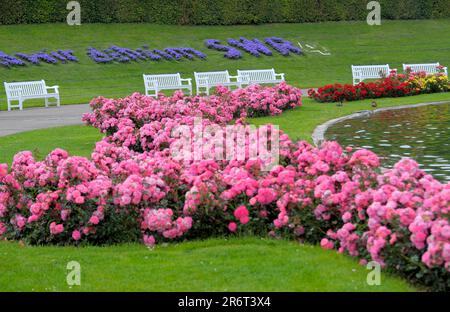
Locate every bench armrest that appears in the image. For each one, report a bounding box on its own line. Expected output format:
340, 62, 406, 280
46, 85, 60, 93
275, 73, 285, 80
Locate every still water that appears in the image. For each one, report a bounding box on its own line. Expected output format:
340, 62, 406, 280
325, 103, 450, 183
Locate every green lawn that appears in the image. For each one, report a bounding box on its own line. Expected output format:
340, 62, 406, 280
0, 125, 102, 164
1, 20, 450, 110
0, 237, 416, 292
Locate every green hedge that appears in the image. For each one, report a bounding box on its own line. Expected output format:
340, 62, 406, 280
0, 0, 449, 25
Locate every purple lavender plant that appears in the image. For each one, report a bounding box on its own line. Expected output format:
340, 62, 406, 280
153, 49, 174, 60
164, 48, 207, 61
15, 53, 40, 65
87, 47, 114, 63
183, 48, 207, 59
137, 47, 162, 61
264, 37, 303, 56
16, 52, 58, 65
205, 39, 242, 59
164, 48, 184, 61
57, 50, 79, 62
50, 51, 68, 63
0, 51, 25, 68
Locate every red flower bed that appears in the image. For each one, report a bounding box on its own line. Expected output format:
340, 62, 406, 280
308, 72, 448, 103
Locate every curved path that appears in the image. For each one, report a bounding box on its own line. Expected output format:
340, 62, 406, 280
0, 104, 89, 137
311, 101, 450, 146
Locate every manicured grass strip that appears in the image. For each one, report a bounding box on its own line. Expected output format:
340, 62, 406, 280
0, 237, 416, 292
1, 20, 449, 110
0, 125, 103, 164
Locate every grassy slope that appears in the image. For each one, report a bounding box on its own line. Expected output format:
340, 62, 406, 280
0, 237, 416, 292
0, 20, 449, 110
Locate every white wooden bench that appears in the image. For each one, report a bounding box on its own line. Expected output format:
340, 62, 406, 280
194, 71, 242, 95
237, 68, 285, 86
4, 80, 60, 111
143, 73, 192, 97
351, 64, 392, 85
403, 63, 448, 76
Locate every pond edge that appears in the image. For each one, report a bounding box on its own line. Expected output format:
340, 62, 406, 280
311, 100, 450, 147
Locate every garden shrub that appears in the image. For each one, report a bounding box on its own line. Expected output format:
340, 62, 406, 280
0, 0, 449, 25
0, 83, 449, 290
308, 71, 449, 103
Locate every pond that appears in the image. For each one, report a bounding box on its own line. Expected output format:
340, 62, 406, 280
325, 102, 450, 183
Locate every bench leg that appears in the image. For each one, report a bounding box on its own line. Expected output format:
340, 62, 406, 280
45, 98, 49, 108
19, 99, 23, 111
56, 96, 61, 107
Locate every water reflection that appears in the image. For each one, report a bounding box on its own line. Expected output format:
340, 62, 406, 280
325, 103, 450, 183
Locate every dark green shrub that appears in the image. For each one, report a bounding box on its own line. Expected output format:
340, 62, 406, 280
0, 0, 448, 25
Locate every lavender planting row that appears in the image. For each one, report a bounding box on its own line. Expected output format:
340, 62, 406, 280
206, 37, 303, 59
1, 37, 302, 68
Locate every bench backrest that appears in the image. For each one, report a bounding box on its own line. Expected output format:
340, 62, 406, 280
352, 65, 390, 78
403, 63, 441, 74
144, 74, 182, 87
4, 80, 47, 98
237, 69, 277, 82
194, 71, 231, 85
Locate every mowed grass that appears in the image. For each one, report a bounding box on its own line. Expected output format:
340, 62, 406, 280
0, 20, 450, 110
0, 237, 416, 292
0, 125, 102, 164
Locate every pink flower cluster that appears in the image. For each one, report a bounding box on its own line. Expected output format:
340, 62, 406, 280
1, 84, 449, 289
141, 208, 193, 246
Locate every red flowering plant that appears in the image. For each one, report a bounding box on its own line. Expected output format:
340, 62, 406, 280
308, 71, 448, 103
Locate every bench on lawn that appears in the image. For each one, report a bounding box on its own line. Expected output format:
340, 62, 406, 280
351, 64, 392, 85
4, 80, 60, 111
403, 63, 448, 76
237, 68, 285, 86
194, 70, 242, 95
143, 73, 192, 97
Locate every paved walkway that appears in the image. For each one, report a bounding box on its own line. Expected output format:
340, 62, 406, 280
0, 104, 90, 137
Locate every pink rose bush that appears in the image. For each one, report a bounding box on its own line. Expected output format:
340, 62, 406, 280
0, 83, 449, 290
